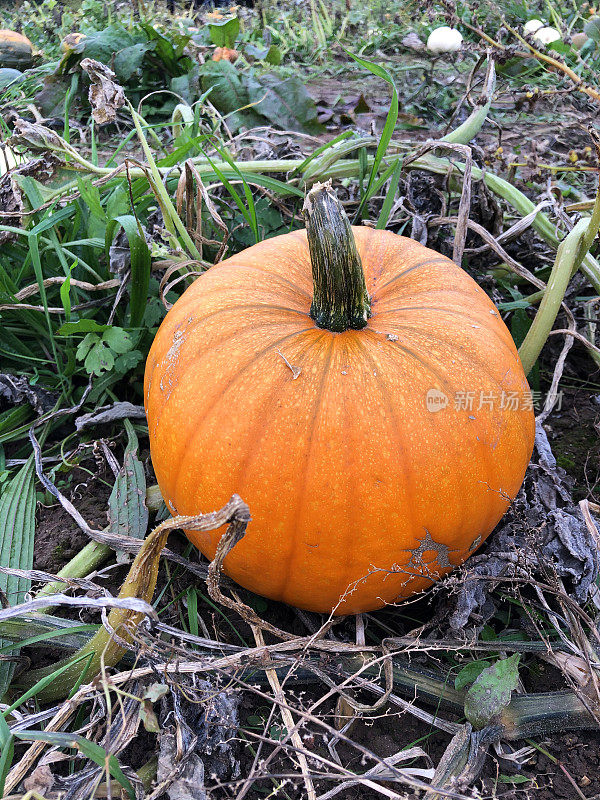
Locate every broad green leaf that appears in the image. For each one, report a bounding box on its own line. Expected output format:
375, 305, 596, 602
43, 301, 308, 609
113, 43, 152, 81
209, 16, 240, 49
76, 332, 101, 361
107, 420, 148, 541
114, 350, 143, 372
454, 660, 491, 691
246, 74, 323, 135
77, 24, 138, 65
0, 459, 36, 696
464, 654, 520, 730
139, 23, 193, 77
102, 326, 133, 354
584, 16, 600, 42
199, 61, 262, 131
84, 339, 114, 376
58, 319, 108, 336
265, 45, 282, 65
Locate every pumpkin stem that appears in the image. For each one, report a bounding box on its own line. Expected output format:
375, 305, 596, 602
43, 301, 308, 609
303, 182, 371, 332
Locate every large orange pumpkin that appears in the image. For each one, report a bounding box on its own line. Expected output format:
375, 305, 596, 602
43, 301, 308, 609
145, 183, 535, 614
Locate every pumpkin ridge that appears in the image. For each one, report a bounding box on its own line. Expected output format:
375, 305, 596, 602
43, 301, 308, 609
383, 322, 530, 413
383, 323, 535, 464
352, 336, 418, 590
375, 287, 495, 311
206, 260, 312, 301
275, 336, 336, 603
157, 327, 316, 480
225, 329, 331, 514
147, 316, 313, 435
378, 305, 517, 355
373, 257, 452, 295
151, 303, 311, 366
358, 330, 514, 571
166, 274, 311, 319
360, 323, 521, 533
360, 327, 462, 402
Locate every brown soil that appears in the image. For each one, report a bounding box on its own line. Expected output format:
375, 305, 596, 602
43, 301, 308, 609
34, 465, 113, 574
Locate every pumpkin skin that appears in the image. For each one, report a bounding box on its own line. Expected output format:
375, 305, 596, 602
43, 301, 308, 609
0, 31, 33, 68
145, 227, 535, 614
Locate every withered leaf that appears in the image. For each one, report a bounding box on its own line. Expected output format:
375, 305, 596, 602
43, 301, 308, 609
80, 57, 126, 125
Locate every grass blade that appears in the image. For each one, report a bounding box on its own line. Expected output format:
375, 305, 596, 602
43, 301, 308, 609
0, 458, 36, 696
343, 50, 398, 221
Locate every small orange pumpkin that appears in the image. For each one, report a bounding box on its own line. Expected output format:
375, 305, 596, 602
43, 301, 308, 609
145, 184, 534, 614
212, 46, 239, 62
0, 30, 33, 68
61, 32, 87, 53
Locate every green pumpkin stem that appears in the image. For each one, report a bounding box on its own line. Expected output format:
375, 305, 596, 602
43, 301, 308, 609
303, 182, 371, 332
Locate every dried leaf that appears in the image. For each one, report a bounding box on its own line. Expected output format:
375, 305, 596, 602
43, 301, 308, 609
449, 423, 600, 629
23, 765, 54, 795
75, 401, 146, 431
80, 58, 126, 125
0, 373, 57, 414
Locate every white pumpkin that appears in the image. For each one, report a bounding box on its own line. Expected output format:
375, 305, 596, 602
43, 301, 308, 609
426, 26, 463, 54
533, 26, 561, 45
523, 19, 544, 35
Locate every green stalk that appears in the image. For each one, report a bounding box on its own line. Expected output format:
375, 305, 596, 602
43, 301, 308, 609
409, 152, 600, 294
518, 211, 600, 374
34, 542, 111, 601
442, 60, 496, 145
303, 183, 370, 332
4, 619, 596, 739
127, 101, 202, 261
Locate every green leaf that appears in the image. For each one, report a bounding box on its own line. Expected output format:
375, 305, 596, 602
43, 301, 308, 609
77, 24, 138, 65
113, 42, 152, 81
107, 420, 148, 542
209, 16, 240, 49
139, 23, 193, 77
14, 731, 135, 800
499, 774, 531, 784
111, 215, 151, 329
114, 350, 143, 372
376, 159, 403, 229
0, 459, 36, 696
199, 61, 261, 131
343, 50, 398, 221
102, 326, 133, 354
85, 340, 115, 376
0, 715, 13, 798
265, 44, 282, 65
454, 660, 491, 691
76, 332, 100, 361
58, 319, 108, 336
245, 74, 323, 135
59, 267, 73, 323
584, 16, 600, 42
464, 654, 520, 730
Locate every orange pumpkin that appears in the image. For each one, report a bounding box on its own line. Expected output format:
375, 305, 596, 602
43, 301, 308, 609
145, 184, 535, 614
0, 30, 33, 68
212, 46, 239, 62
